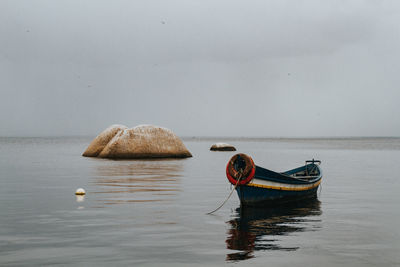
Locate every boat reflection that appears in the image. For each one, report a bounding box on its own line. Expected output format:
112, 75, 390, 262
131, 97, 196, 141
226, 199, 322, 261
91, 159, 184, 206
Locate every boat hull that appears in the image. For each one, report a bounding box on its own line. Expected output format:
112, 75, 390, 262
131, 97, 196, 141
225, 155, 323, 207
236, 183, 320, 207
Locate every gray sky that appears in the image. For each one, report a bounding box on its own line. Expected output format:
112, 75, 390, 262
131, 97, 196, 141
1, 0, 399, 137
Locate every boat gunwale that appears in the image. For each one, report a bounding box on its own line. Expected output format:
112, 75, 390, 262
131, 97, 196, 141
247, 178, 321, 191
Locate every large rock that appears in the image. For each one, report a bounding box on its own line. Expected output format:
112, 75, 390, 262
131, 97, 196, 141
82, 124, 128, 157
210, 143, 236, 151
83, 124, 192, 159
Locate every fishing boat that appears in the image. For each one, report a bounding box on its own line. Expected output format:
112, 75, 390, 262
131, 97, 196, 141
226, 153, 322, 206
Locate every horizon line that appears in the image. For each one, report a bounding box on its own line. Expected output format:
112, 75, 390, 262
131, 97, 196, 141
1, 135, 399, 139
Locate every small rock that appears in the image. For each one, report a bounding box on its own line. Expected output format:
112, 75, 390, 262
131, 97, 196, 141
210, 143, 236, 151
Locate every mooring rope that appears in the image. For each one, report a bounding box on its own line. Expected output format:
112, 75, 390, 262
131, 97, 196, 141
318, 183, 322, 197
206, 171, 242, 215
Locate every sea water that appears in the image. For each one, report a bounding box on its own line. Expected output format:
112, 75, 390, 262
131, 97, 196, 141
0, 137, 399, 266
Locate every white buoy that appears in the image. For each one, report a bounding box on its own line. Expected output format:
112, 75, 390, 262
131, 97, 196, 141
75, 188, 86, 195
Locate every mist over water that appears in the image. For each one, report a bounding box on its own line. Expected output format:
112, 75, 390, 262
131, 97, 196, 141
1, 137, 399, 266
1, 1, 400, 137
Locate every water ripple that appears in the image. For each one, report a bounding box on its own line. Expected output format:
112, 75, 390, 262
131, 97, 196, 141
91, 160, 184, 206
226, 199, 322, 261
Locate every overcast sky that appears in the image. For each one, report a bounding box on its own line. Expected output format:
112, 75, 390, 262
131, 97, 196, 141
1, 0, 399, 137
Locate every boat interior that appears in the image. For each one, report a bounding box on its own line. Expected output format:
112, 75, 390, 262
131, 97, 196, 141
284, 160, 321, 180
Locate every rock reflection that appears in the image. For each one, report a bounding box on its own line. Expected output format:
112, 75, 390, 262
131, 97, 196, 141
226, 199, 322, 261
92, 160, 184, 205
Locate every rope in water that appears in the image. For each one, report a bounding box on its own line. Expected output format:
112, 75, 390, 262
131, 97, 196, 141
206, 171, 242, 215
318, 183, 322, 197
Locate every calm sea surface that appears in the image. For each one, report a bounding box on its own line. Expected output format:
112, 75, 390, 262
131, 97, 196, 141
1, 137, 399, 266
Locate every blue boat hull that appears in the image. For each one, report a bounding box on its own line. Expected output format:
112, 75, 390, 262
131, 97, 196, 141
236, 185, 319, 206
226, 155, 322, 207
